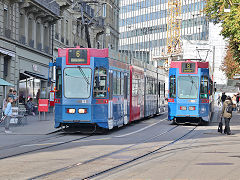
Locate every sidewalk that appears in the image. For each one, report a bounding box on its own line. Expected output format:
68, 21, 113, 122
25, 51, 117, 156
0, 112, 57, 135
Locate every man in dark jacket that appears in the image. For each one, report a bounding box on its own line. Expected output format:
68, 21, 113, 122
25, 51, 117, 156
221, 96, 233, 135
221, 92, 227, 104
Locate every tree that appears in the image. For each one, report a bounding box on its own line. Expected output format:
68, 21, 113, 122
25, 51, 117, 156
205, 0, 240, 62
221, 46, 240, 78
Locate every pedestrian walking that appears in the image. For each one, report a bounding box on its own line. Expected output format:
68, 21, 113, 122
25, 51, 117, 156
221, 96, 233, 135
221, 92, 227, 105
4, 97, 13, 134
217, 94, 221, 106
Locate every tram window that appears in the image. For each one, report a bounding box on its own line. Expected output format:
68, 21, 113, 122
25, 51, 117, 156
113, 71, 117, 95
121, 72, 124, 95
200, 76, 208, 99
132, 78, 139, 96
178, 76, 198, 99
64, 67, 92, 98
124, 75, 128, 99
117, 71, 121, 95
93, 67, 107, 98
209, 79, 213, 95
169, 75, 176, 98
109, 72, 113, 100
56, 68, 62, 98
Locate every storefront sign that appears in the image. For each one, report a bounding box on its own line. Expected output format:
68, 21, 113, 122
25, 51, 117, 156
38, 99, 49, 112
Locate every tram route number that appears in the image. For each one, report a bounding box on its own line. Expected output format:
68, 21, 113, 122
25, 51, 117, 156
182, 62, 195, 73
68, 49, 87, 64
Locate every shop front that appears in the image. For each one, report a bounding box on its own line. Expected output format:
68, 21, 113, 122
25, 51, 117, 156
17, 47, 51, 105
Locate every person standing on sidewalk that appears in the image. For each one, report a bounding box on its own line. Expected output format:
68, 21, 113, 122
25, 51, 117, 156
221, 96, 233, 135
4, 97, 13, 134
221, 92, 227, 105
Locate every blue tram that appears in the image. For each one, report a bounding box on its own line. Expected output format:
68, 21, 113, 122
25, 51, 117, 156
168, 60, 214, 124
52, 47, 166, 131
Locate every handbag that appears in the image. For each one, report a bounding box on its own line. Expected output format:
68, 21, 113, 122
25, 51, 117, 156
0, 115, 6, 123
218, 117, 223, 133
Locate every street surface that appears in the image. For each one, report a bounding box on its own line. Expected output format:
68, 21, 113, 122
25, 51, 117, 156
0, 106, 239, 180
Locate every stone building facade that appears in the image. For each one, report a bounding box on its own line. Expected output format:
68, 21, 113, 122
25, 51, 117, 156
0, 0, 60, 108
0, 0, 120, 109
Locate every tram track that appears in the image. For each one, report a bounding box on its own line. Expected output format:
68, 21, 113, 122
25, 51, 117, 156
0, 132, 65, 151
0, 115, 167, 161
29, 125, 197, 180
83, 126, 197, 180
0, 135, 91, 160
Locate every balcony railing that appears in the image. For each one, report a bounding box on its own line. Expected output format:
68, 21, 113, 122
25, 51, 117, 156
37, 43, 42, 51
29, 39, 34, 48
4, 28, 11, 39
19, 35, 26, 45
32, 0, 60, 16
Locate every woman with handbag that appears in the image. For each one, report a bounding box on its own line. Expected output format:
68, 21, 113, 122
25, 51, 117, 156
221, 96, 233, 135
4, 97, 13, 134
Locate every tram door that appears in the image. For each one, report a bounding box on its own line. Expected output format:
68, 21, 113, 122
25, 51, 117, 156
92, 58, 109, 126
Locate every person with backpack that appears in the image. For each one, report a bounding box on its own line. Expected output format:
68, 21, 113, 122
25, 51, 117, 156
221, 96, 233, 135
4, 97, 13, 134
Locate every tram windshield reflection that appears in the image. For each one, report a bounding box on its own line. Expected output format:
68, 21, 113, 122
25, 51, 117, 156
178, 76, 198, 99
64, 68, 92, 98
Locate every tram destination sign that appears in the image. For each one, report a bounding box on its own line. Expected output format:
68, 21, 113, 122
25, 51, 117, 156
181, 62, 195, 73
68, 49, 88, 64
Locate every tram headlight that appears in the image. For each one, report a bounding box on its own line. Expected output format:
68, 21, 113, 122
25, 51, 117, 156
67, 108, 76, 114
78, 108, 87, 114
189, 106, 196, 111
180, 106, 187, 110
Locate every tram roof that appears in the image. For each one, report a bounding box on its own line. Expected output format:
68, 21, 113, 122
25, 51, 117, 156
170, 60, 209, 69
57, 47, 158, 71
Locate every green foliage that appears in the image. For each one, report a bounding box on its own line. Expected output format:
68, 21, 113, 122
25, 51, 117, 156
205, 0, 240, 62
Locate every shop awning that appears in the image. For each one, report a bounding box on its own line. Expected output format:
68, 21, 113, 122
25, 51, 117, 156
0, 78, 14, 86
24, 71, 48, 80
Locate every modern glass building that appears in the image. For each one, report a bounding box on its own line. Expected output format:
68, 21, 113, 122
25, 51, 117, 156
119, 0, 209, 62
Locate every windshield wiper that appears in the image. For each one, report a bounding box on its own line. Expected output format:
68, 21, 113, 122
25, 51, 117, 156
77, 66, 90, 85
188, 76, 197, 98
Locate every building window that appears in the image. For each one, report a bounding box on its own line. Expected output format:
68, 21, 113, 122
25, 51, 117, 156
3, 56, 10, 77
102, 4, 106, 17
4, 7, 8, 28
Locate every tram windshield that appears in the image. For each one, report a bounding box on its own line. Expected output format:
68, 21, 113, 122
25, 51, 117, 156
64, 67, 91, 98
178, 76, 198, 99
